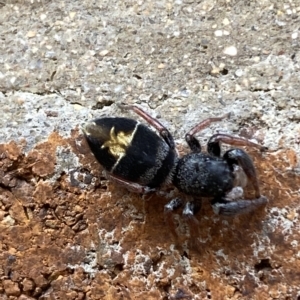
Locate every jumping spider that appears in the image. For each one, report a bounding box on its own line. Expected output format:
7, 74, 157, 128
83, 104, 268, 238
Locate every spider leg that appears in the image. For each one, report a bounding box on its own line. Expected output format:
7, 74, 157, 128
207, 133, 268, 157
211, 147, 268, 215
185, 113, 231, 152
164, 198, 184, 242
182, 199, 202, 248
223, 148, 262, 197
107, 173, 156, 194
212, 194, 268, 216
118, 103, 175, 149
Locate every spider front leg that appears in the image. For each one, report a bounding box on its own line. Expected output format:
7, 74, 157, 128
212, 194, 268, 216
211, 148, 268, 216
208, 134, 267, 197
118, 103, 175, 149
185, 113, 231, 152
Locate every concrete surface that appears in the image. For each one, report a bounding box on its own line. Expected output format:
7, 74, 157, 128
0, 0, 300, 299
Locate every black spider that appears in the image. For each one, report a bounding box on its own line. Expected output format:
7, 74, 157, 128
83, 104, 268, 235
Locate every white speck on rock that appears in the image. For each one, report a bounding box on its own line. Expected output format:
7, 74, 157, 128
291, 32, 298, 39
223, 18, 230, 25
223, 46, 237, 56
99, 49, 109, 56
214, 30, 223, 37
235, 69, 244, 77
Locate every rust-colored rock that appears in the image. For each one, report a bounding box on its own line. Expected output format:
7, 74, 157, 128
1, 127, 300, 298
3, 279, 21, 296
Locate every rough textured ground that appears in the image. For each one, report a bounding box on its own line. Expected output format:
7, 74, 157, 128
1, 0, 300, 299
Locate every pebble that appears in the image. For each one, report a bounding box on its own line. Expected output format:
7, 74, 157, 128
223, 46, 237, 56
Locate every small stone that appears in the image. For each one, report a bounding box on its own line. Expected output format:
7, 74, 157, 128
45, 51, 56, 59
31, 47, 39, 54
219, 63, 226, 69
211, 67, 220, 74
292, 32, 298, 39
223, 45, 237, 56
27, 31, 36, 38
32, 274, 48, 288
253, 56, 261, 62
69, 12, 76, 19
287, 210, 297, 220
223, 18, 230, 25
2, 215, 15, 226
99, 50, 109, 56
3, 280, 21, 296
214, 30, 223, 37
73, 103, 83, 110
158, 63, 165, 69
235, 84, 242, 92
22, 278, 35, 292
235, 69, 243, 77
214, 30, 230, 37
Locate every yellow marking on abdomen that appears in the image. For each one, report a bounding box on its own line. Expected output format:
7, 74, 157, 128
102, 124, 138, 161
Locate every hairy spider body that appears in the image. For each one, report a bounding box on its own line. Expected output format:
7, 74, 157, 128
83, 104, 268, 220
174, 153, 234, 197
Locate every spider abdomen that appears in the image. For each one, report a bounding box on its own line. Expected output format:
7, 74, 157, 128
83, 117, 176, 188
